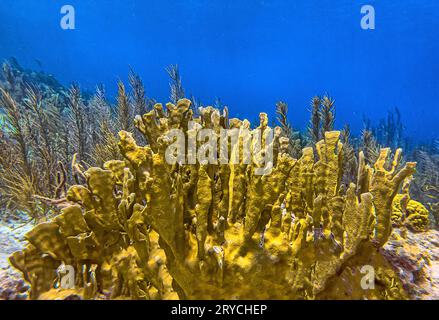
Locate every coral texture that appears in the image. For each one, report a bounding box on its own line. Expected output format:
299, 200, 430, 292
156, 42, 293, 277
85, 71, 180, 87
9, 99, 418, 300
392, 194, 430, 232
382, 228, 439, 299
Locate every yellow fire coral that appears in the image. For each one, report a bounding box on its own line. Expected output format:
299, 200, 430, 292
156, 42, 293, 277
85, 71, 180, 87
9, 98, 417, 300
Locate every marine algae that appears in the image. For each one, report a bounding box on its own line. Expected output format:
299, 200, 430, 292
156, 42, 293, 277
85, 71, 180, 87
9, 98, 418, 300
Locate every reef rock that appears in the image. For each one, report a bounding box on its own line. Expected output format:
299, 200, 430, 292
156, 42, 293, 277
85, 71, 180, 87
382, 228, 439, 300
0, 217, 32, 300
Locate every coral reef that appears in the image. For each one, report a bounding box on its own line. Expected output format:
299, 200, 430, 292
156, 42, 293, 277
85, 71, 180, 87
1, 61, 436, 300
393, 195, 430, 232
8, 98, 419, 300
382, 228, 439, 300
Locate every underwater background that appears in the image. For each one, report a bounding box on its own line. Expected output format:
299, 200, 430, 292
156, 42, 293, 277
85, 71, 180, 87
1, 0, 438, 140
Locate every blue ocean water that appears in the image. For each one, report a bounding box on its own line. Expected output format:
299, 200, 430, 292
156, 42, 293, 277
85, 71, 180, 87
0, 0, 438, 140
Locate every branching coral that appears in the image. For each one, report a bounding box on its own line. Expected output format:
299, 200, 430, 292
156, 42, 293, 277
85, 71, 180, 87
166, 64, 185, 105
68, 84, 88, 163
340, 124, 358, 187
275, 101, 302, 159
411, 146, 439, 227
308, 96, 321, 144
319, 95, 336, 137
361, 129, 380, 165
9, 98, 418, 300
0, 86, 66, 219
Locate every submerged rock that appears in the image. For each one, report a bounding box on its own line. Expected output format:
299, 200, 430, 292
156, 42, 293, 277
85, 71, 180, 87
382, 228, 439, 300
0, 217, 32, 300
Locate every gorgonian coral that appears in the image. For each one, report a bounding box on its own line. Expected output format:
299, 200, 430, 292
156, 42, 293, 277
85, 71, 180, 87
9, 98, 417, 300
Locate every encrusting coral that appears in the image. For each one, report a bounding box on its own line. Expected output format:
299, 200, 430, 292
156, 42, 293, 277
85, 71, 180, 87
392, 179, 430, 232
9, 98, 418, 300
